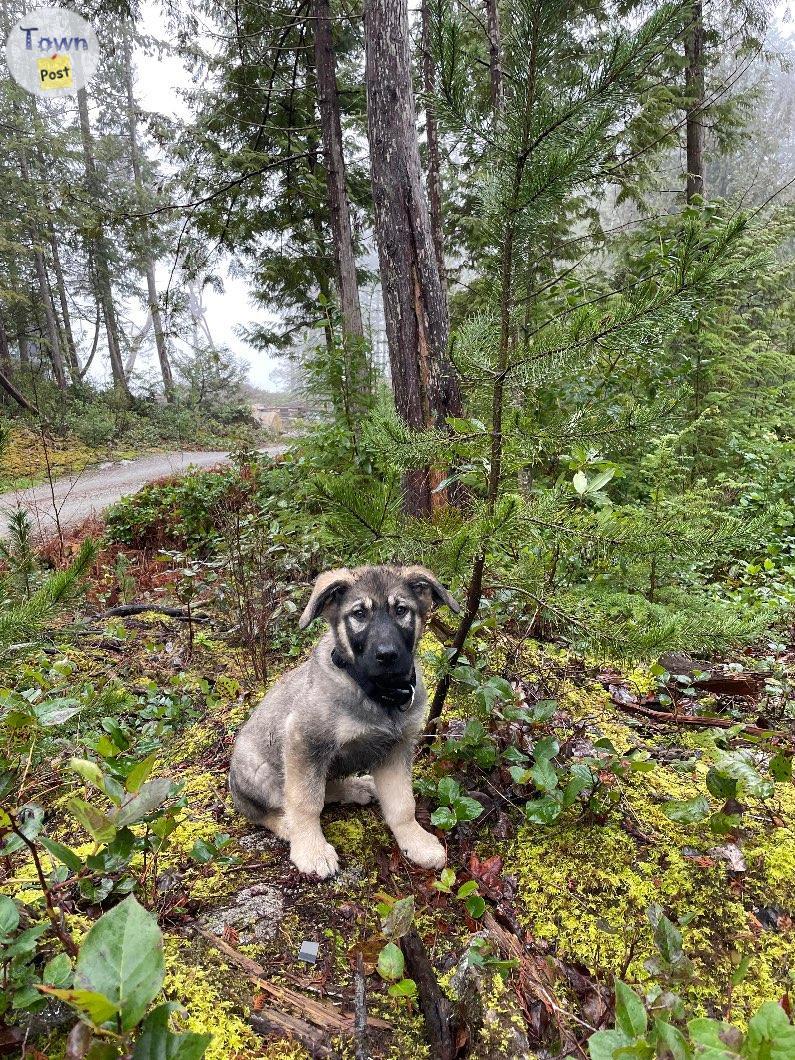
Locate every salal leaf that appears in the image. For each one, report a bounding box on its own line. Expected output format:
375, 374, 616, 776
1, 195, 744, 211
615, 980, 647, 1038
660, 797, 711, 824
376, 942, 404, 982
114, 778, 173, 828
38, 986, 119, 1027
73, 895, 164, 1032
67, 798, 117, 845
131, 1003, 211, 1059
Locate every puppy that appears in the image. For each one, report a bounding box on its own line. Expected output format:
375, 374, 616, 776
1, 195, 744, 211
229, 564, 459, 878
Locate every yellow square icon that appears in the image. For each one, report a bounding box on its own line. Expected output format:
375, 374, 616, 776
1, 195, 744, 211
38, 54, 73, 90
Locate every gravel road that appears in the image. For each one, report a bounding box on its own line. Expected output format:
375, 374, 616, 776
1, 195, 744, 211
0, 447, 286, 540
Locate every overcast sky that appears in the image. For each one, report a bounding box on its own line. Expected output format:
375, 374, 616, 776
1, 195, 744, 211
133, 1, 281, 390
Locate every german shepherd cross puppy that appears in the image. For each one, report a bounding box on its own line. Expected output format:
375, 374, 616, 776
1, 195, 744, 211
229, 565, 459, 878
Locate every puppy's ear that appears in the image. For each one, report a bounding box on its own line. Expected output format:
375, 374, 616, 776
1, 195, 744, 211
401, 566, 461, 615
299, 568, 355, 629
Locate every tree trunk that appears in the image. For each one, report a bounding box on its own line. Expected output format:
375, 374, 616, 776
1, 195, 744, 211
122, 25, 175, 401
0, 308, 39, 413
0, 308, 12, 376
421, 0, 446, 287
684, 0, 705, 202
313, 0, 364, 341
32, 242, 67, 390
12, 105, 68, 392
77, 88, 131, 402
47, 223, 80, 379
485, 0, 503, 113
364, 0, 462, 516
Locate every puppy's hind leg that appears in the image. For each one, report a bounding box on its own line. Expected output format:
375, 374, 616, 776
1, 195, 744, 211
229, 750, 286, 839
325, 776, 377, 805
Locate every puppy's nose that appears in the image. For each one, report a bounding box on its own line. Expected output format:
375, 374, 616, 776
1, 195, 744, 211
375, 645, 398, 665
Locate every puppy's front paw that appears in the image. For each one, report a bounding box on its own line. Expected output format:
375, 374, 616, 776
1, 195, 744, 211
398, 825, 447, 870
290, 838, 340, 879
343, 775, 377, 805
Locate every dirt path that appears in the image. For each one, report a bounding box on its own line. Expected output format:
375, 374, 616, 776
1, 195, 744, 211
0, 447, 286, 540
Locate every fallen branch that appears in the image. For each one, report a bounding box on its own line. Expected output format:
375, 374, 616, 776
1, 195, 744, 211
250, 1006, 335, 1056
354, 950, 370, 1060
91, 604, 210, 623
608, 698, 787, 740
400, 927, 464, 1060
192, 924, 389, 1032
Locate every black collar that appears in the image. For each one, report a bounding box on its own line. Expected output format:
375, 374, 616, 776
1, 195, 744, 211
331, 648, 416, 711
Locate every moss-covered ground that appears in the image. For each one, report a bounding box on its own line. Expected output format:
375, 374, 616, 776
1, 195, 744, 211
2, 526, 793, 1058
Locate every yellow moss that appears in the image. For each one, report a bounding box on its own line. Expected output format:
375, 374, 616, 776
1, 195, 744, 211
504, 705, 795, 1023
164, 937, 260, 1060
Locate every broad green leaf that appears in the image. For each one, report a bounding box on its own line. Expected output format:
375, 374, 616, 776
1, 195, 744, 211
73, 895, 164, 1032
0, 804, 44, 855
524, 795, 562, 825
40, 836, 84, 872
456, 881, 478, 899
436, 777, 460, 806
39, 986, 119, 1027
452, 796, 483, 822
67, 798, 117, 845
588, 468, 616, 492
43, 952, 73, 986
713, 755, 774, 800
687, 1016, 740, 1058
652, 910, 684, 966
573, 471, 588, 495
132, 1003, 211, 1059
69, 758, 106, 793
769, 753, 792, 783
563, 765, 594, 807
433, 868, 456, 893
126, 754, 159, 794
660, 797, 711, 824
114, 778, 173, 828
615, 980, 647, 1038
376, 942, 404, 982
588, 1029, 633, 1060
464, 895, 486, 919
652, 1019, 691, 1060
743, 1001, 795, 1059
533, 736, 559, 762
530, 699, 557, 722
530, 757, 559, 794
706, 768, 737, 801
0, 895, 20, 938
431, 806, 457, 830
387, 978, 417, 999
381, 896, 414, 939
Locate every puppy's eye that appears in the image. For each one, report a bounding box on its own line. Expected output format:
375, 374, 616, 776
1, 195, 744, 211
349, 607, 366, 621
394, 604, 409, 617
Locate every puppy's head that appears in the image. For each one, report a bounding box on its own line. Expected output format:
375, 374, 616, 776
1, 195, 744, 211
299, 565, 460, 680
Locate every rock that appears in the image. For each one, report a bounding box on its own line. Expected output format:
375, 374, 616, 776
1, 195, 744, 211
200, 883, 283, 943
450, 935, 531, 1060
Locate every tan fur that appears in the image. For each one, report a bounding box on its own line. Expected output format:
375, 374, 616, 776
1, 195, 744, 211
229, 565, 458, 878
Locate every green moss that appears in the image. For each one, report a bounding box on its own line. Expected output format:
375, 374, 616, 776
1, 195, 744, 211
504, 699, 795, 1024
163, 937, 260, 1060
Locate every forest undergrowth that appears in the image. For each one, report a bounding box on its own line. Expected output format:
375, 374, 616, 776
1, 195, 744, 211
1, 448, 794, 1059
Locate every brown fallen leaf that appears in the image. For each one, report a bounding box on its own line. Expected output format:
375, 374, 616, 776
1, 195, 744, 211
347, 935, 384, 975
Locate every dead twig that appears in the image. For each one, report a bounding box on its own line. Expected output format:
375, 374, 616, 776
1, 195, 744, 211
400, 927, 464, 1060
609, 698, 788, 741
191, 923, 390, 1033
354, 950, 369, 1060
